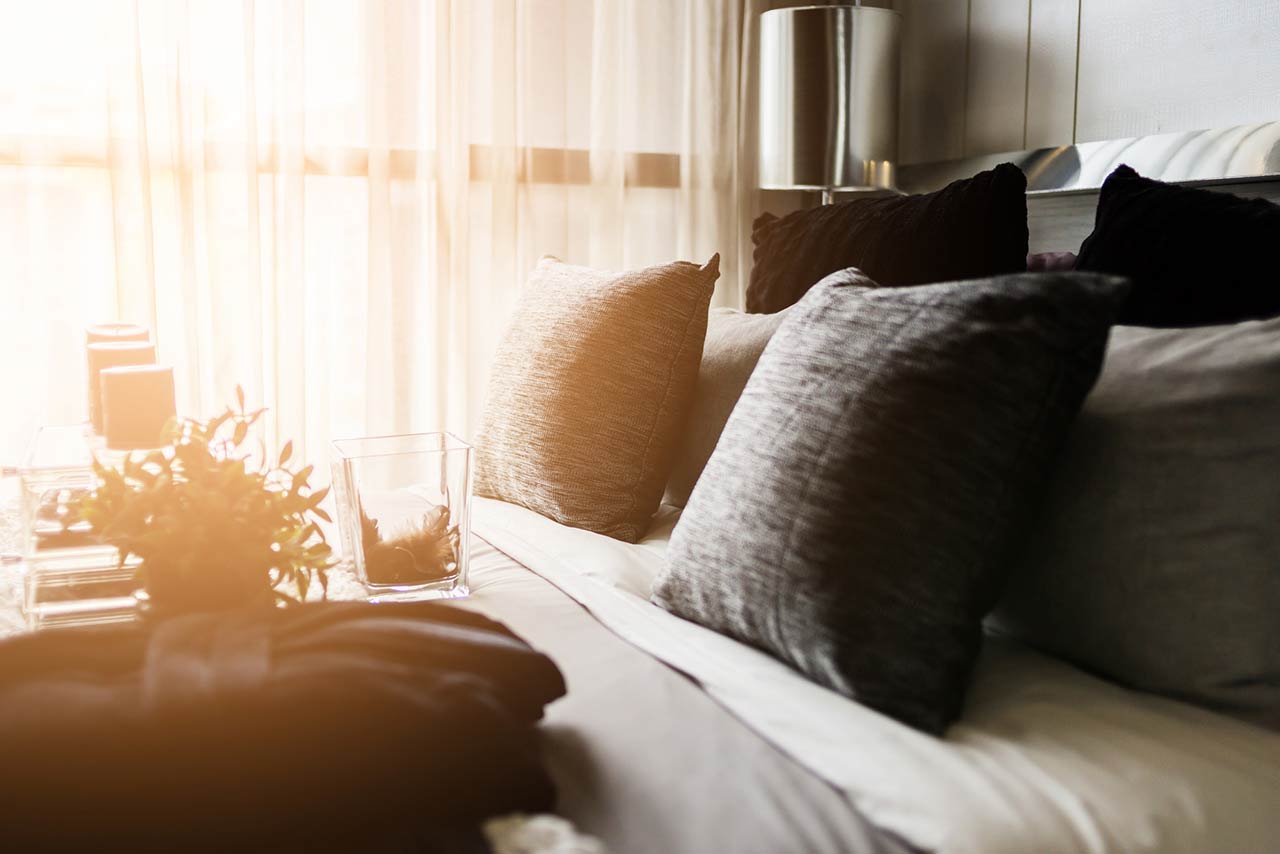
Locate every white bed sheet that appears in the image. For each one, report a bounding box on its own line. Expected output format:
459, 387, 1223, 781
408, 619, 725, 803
474, 497, 1280, 854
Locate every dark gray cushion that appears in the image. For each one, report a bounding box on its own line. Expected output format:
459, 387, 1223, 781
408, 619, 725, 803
652, 269, 1128, 734
990, 317, 1280, 729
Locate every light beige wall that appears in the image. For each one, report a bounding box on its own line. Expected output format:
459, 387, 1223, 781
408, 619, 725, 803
893, 0, 1280, 164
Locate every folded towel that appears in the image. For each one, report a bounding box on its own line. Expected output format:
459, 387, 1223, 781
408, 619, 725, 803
0, 601, 566, 853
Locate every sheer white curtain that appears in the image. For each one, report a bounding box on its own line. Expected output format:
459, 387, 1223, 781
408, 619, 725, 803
1, 0, 762, 465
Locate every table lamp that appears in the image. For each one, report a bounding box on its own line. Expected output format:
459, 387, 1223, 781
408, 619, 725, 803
758, 4, 902, 203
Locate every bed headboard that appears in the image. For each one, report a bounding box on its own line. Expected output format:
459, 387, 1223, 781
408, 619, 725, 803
895, 121, 1280, 254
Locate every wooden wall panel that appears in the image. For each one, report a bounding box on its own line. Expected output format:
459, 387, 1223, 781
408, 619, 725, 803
1075, 1, 1280, 143
963, 0, 1030, 155
896, 0, 1280, 164
895, 0, 971, 164
1024, 0, 1078, 149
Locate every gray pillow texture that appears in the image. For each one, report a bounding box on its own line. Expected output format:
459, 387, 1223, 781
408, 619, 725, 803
475, 254, 719, 543
991, 317, 1280, 729
663, 307, 790, 507
652, 268, 1128, 734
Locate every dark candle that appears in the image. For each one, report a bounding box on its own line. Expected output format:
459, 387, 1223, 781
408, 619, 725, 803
87, 341, 156, 433
99, 365, 176, 450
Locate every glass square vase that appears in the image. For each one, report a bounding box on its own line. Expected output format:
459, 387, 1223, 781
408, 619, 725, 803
330, 432, 472, 602
17, 424, 143, 629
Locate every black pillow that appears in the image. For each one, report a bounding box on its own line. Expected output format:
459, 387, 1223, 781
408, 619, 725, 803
652, 269, 1128, 735
1077, 164, 1280, 326
745, 163, 1029, 313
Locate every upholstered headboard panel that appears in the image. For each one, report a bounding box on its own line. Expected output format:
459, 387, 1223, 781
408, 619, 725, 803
894, 121, 1280, 253
1021, 180, 1280, 255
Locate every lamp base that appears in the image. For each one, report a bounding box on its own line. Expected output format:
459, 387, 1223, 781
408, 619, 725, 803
817, 186, 906, 205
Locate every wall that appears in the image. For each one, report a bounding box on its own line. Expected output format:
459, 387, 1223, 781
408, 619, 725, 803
893, 0, 1280, 164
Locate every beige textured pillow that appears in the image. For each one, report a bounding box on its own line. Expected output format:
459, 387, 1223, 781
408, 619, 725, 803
663, 307, 790, 507
475, 254, 719, 542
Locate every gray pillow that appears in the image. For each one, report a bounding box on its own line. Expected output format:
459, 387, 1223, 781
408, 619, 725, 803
663, 307, 790, 507
991, 317, 1280, 729
652, 269, 1128, 734
475, 255, 719, 543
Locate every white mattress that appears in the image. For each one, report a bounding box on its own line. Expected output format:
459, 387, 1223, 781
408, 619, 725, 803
474, 497, 1280, 854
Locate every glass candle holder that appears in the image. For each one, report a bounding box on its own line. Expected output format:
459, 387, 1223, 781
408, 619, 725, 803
330, 432, 472, 602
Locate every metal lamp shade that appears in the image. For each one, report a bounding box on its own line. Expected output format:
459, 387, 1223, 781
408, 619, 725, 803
758, 5, 901, 192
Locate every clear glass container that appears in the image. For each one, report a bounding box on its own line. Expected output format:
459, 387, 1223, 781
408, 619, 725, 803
18, 424, 140, 629
23, 551, 139, 630
330, 432, 472, 602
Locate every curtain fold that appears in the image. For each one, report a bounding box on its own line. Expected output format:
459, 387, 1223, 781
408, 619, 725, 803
680, 0, 743, 308
2, 0, 763, 466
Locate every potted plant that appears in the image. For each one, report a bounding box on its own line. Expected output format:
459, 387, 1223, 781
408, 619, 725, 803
79, 388, 333, 615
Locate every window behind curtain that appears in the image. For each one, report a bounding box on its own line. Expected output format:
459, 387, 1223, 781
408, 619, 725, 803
0, 0, 691, 464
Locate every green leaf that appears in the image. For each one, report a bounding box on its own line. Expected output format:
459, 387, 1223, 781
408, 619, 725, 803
291, 465, 314, 492
207, 411, 231, 437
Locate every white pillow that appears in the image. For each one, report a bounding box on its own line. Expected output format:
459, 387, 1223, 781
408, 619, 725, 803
663, 307, 789, 507
991, 316, 1280, 729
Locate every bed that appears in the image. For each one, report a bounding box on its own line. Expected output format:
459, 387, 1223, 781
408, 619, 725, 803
433, 133, 1280, 852
443, 142, 1280, 851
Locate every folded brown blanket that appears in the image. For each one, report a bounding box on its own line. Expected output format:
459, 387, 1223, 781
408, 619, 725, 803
0, 601, 566, 853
